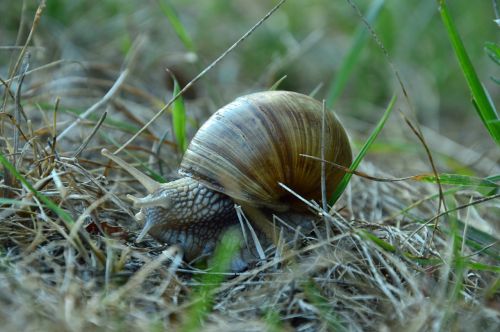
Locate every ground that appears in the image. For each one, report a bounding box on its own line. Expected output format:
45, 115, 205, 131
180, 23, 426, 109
0, 1, 499, 331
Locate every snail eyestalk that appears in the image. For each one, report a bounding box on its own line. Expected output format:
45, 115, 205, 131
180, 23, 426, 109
127, 193, 172, 209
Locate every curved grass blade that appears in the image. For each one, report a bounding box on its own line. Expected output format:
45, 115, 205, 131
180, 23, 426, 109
413, 173, 499, 189
330, 93, 397, 205
269, 75, 287, 90
180, 229, 241, 332
438, 0, 500, 145
0, 152, 74, 226
326, 0, 385, 107
485, 42, 500, 66
170, 76, 188, 153
158, 0, 195, 52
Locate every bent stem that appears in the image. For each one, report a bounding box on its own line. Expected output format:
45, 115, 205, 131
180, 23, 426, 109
101, 148, 161, 194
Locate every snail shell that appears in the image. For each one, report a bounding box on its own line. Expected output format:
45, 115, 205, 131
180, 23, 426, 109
180, 90, 352, 211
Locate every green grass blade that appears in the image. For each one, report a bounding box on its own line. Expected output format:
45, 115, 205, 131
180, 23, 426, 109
466, 262, 500, 273
358, 230, 397, 252
326, 0, 385, 107
489, 117, 500, 125
404, 203, 500, 259
264, 310, 283, 332
330, 93, 397, 204
157, 0, 195, 52
484, 42, 500, 66
359, 229, 449, 265
171, 77, 188, 153
413, 173, 499, 189
358, 227, 499, 270
303, 280, 347, 331
486, 174, 500, 182
269, 75, 287, 90
445, 196, 468, 306
180, 229, 241, 332
0, 152, 74, 226
438, 0, 500, 145
484, 41, 500, 83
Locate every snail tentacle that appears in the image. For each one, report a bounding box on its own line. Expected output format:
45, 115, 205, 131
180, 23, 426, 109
127, 193, 172, 208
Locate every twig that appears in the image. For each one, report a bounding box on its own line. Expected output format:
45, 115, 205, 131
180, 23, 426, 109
56, 70, 128, 141
346, 0, 446, 249
14, 53, 30, 164
420, 126, 500, 174
51, 97, 60, 154
400, 110, 446, 244
300, 153, 416, 182
104, 247, 181, 303
0, 77, 16, 102
114, 0, 288, 154
402, 193, 500, 246
0, 45, 45, 51
320, 100, 327, 211
56, 35, 144, 141
235, 205, 266, 260
1, 0, 46, 112
72, 111, 107, 158
4, 59, 71, 84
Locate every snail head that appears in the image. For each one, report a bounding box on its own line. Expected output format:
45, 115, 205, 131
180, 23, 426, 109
101, 149, 235, 247
101, 149, 181, 242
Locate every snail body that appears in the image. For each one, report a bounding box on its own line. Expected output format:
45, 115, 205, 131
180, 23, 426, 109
103, 91, 352, 262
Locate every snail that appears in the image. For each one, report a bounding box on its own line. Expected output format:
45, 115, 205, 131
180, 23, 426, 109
102, 90, 352, 265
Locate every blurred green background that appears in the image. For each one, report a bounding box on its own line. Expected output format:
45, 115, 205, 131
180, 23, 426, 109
1, 0, 498, 173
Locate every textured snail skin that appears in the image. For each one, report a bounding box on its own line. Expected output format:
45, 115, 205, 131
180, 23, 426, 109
139, 177, 237, 261
105, 91, 352, 265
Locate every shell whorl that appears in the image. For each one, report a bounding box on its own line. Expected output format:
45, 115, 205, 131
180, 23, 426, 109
180, 90, 352, 211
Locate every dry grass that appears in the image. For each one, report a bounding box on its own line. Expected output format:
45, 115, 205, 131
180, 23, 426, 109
1, 1, 499, 331
0, 104, 498, 330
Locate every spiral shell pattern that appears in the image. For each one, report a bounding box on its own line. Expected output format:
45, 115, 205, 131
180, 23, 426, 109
180, 91, 352, 211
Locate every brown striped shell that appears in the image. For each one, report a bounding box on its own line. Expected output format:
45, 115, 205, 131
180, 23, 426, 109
179, 90, 352, 211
